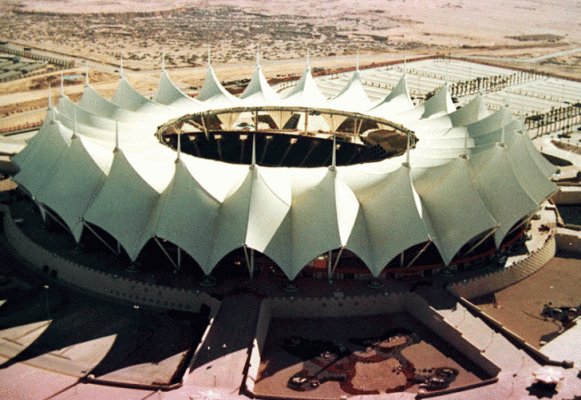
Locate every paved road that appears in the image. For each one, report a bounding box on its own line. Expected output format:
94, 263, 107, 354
459, 47, 581, 63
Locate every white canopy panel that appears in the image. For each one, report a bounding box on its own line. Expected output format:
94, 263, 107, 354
240, 65, 280, 105
325, 70, 371, 113
154, 71, 205, 112
35, 136, 107, 241
367, 74, 415, 119
412, 156, 498, 265
83, 149, 161, 261
196, 66, 240, 108
12, 63, 559, 280
153, 159, 220, 274
281, 65, 327, 107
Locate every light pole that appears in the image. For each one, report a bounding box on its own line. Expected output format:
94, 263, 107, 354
44, 285, 50, 320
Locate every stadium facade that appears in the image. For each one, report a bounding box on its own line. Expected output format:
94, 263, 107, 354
11, 57, 558, 282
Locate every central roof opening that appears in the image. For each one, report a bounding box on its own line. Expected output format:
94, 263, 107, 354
157, 106, 415, 168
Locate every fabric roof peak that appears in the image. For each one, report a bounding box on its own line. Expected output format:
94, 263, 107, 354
197, 65, 239, 105
280, 63, 326, 107
366, 74, 414, 117
325, 68, 370, 112
240, 61, 279, 103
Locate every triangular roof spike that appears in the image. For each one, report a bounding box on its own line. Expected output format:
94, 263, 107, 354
306, 47, 310, 67
114, 121, 119, 152
250, 133, 256, 169
329, 135, 337, 171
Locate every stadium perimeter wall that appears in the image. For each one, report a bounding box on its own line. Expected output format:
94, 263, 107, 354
448, 234, 556, 300
0, 204, 221, 318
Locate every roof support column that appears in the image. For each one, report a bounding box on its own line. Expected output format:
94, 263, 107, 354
508, 213, 535, 235
43, 205, 73, 238
328, 247, 345, 281
462, 226, 500, 258
329, 246, 344, 279
177, 247, 182, 270
304, 112, 309, 134
405, 240, 432, 269
154, 236, 179, 271
254, 110, 259, 132
83, 221, 119, 256
201, 116, 209, 141
243, 245, 255, 279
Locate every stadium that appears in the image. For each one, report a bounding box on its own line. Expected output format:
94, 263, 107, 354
9, 54, 558, 281
2, 53, 580, 399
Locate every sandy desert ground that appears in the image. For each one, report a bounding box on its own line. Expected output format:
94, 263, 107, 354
1, 0, 581, 130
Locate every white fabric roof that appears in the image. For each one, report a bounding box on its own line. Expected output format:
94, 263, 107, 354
35, 136, 107, 241
390, 83, 456, 124
367, 74, 414, 118
280, 65, 326, 107
12, 120, 70, 198
84, 149, 161, 261
469, 144, 540, 246
343, 164, 432, 275
153, 71, 205, 112
12, 67, 558, 279
325, 69, 371, 113
240, 65, 280, 105
412, 156, 497, 264
196, 66, 240, 108
153, 158, 220, 274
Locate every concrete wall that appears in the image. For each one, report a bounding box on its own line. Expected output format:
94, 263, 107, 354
448, 235, 556, 300
1, 205, 221, 317
405, 295, 501, 378
245, 292, 500, 396
269, 291, 408, 319
246, 301, 272, 393
552, 186, 581, 205
556, 231, 581, 254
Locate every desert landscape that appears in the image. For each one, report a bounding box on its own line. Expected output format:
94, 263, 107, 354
1, 0, 581, 131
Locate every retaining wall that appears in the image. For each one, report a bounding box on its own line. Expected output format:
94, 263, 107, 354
269, 290, 408, 319
555, 231, 581, 254
448, 234, 556, 300
1, 205, 221, 318
246, 292, 500, 397
268, 293, 500, 377
552, 186, 581, 205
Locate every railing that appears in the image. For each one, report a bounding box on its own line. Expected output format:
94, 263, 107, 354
448, 234, 556, 299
